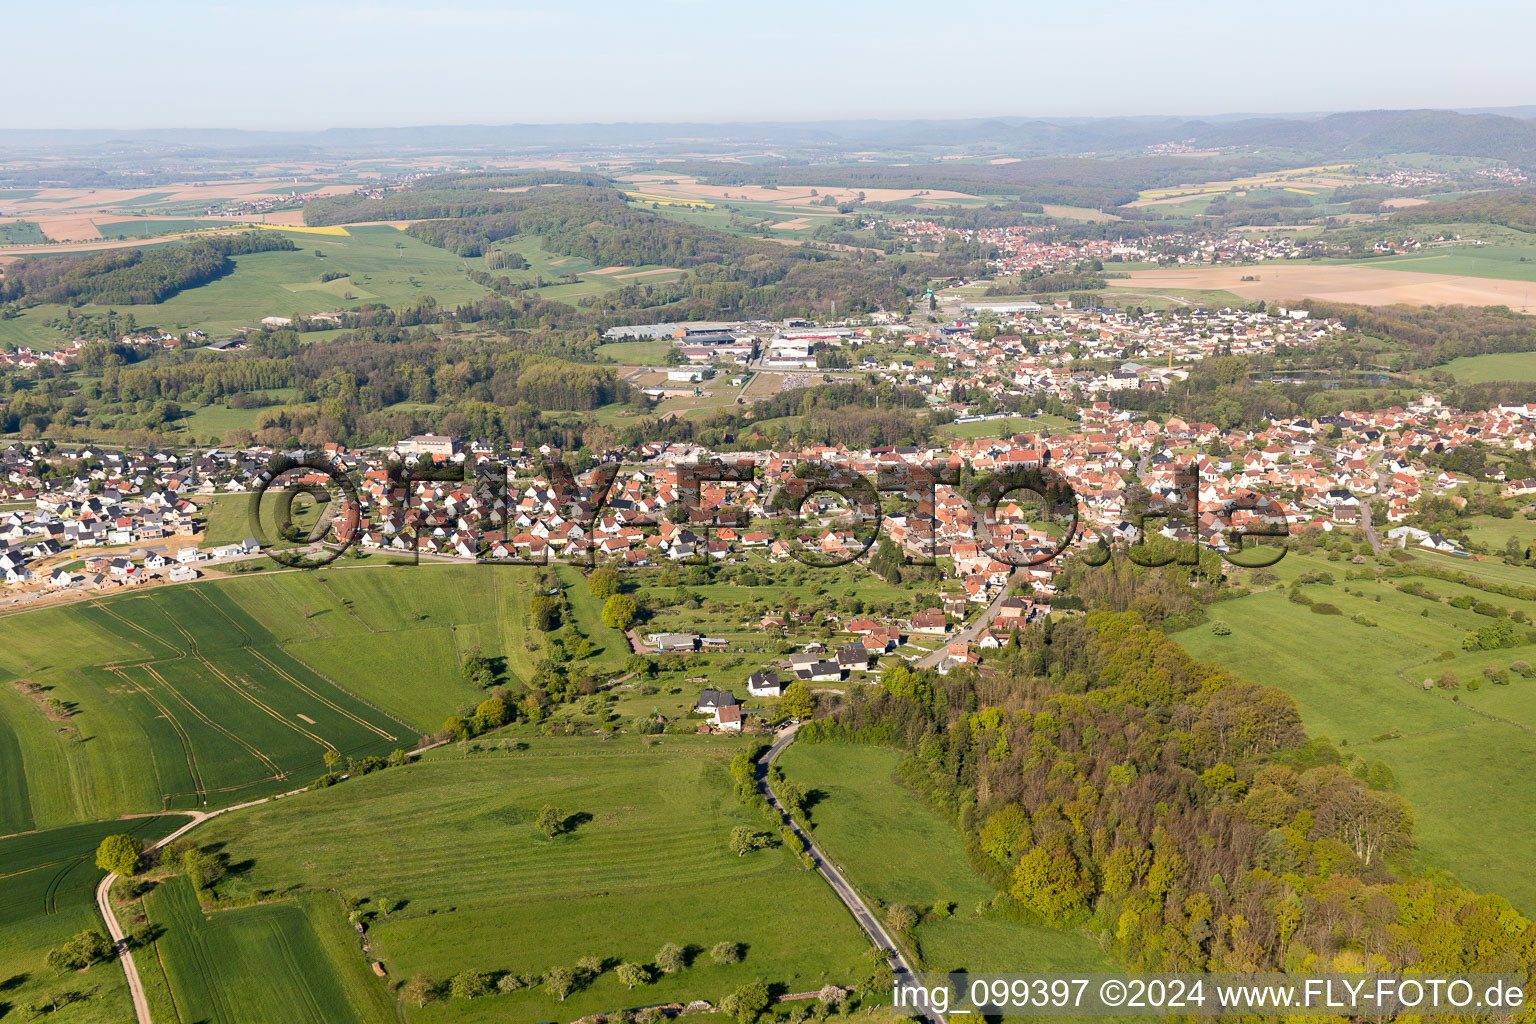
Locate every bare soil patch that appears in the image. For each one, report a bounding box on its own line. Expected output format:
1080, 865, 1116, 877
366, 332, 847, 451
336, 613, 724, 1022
1115, 264, 1536, 312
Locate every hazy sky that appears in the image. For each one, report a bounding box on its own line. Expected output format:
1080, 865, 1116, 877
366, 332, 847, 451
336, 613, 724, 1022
7, 0, 1534, 130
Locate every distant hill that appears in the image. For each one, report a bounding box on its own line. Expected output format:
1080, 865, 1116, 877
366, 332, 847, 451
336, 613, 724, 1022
1187, 109, 1536, 166
2, 108, 1535, 183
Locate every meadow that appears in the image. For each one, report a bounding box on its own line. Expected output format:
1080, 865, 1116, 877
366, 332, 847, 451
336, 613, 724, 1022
1179, 551, 1536, 912
182, 735, 873, 1022
0, 563, 626, 829
0, 815, 178, 1023
1432, 351, 1536, 383
0, 220, 46, 243
0, 225, 497, 350
775, 742, 1118, 977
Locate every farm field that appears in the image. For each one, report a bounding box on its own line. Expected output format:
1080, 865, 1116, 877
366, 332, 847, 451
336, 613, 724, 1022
1323, 240, 1536, 283
0, 815, 178, 1024
0, 563, 620, 828
0, 219, 46, 243
1113, 263, 1536, 312
1178, 553, 1536, 913
0, 582, 408, 826
140, 877, 396, 1024
187, 735, 874, 1022
776, 742, 1120, 978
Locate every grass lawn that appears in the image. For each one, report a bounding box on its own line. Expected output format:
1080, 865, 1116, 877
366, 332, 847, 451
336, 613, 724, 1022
140, 877, 396, 1024
1179, 555, 1536, 913
1433, 352, 1536, 383
596, 339, 675, 365
936, 414, 1077, 441
175, 389, 307, 443
775, 742, 1118, 976
187, 735, 873, 1022
0, 815, 178, 1023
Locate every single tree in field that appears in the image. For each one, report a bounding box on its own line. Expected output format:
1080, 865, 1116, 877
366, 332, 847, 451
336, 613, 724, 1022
577, 954, 604, 978
544, 965, 575, 1001
537, 805, 563, 838
886, 904, 917, 932
323, 748, 341, 773
616, 962, 650, 989
729, 826, 767, 857
403, 975, 435, 1007
95, 834, 142, 877
449, 970, 493, 999
655, 942, 685, 974
710, 941, 742, 965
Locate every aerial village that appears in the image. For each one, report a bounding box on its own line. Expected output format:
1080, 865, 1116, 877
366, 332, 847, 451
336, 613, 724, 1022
6, 295, 1536, 694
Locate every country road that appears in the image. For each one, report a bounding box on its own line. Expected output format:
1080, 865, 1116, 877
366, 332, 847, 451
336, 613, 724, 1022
916, 569, 1022, 670
96, 789, 311, 1024
760, 725, 946, 1024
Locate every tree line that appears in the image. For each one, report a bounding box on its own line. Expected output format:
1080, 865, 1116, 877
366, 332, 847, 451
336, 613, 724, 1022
796, 610, 1536, 978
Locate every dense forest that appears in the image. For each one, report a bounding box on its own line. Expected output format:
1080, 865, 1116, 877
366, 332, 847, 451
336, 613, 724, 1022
799, 601, 1536, 977
1301, 301, 1536, 364
645, 155, 1291, 209
0, 231, 296, 305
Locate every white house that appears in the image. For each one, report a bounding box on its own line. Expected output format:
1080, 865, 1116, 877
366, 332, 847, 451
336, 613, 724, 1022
746, 670, 784, 697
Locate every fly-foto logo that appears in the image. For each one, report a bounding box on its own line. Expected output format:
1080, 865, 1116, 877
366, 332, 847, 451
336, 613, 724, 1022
245, 452, 1292, 570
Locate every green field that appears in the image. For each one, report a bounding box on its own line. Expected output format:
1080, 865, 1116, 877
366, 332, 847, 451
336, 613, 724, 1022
0, 226, 497, 350
93, 219, 240, 239
936, 414, 1077, 440
185, 735, 872, 1022
0, 563, 632, 827
141, 877, 396, 1024
776, 742, 1118, 976
0, 582, 411, 826
596, 339, 675, 364
0, 815, 178, 1023
1333, 240, 1536, 283
0, 219, 45, 243
1433, 351, 1536, 383
1178, 553, 1536, 913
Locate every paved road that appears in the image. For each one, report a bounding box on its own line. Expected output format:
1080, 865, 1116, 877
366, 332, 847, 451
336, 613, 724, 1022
916, 569, 1022, 670
760, 725, 946, 1024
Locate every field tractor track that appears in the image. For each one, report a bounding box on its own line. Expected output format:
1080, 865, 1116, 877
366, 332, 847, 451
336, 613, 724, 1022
141, 662, 286, 781
110, 666, 207, 804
